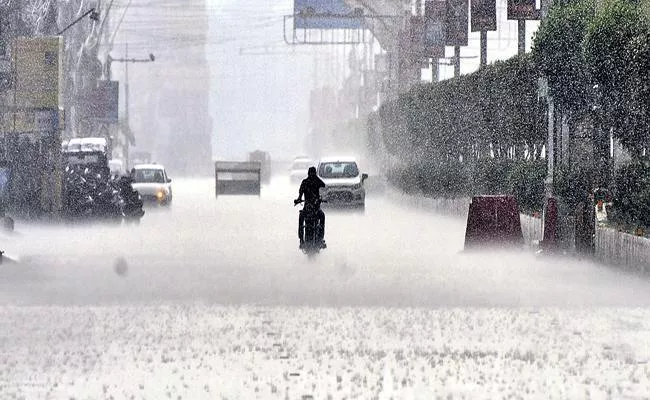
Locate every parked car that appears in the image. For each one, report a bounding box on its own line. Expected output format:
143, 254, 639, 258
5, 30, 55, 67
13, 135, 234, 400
317, 156, 367, 208
131, 164, 173, 206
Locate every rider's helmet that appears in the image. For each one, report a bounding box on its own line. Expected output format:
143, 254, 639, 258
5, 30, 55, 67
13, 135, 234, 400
308, 166, 317, 178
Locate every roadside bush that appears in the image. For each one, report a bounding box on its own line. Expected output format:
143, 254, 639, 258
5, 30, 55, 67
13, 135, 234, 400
430, 161, 471, 198
387, 158, 548, 209
554, 163, 596, 211
471, 158, 515, 195
609, 161, 650, 228
507, 160, 547, 213
387, 161, 470, 198
386, 166, 416, 194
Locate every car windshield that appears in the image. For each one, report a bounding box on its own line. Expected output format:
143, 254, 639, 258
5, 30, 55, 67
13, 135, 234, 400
318, 162, 359, 178
133, 169, 166, 183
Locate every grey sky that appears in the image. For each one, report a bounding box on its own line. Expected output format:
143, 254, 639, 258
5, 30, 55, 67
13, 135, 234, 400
209, 0, 318, 161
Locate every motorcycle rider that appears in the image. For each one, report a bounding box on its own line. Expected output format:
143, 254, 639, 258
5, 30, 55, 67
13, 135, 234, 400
116, 174, 144, 218
294, 166, 326, 249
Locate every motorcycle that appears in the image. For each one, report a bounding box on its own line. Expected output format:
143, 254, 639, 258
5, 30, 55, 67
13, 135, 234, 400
62, 167, 144, 224
63, 168, 94, 221
294, 199, 327, 255
116, 176, 145, 224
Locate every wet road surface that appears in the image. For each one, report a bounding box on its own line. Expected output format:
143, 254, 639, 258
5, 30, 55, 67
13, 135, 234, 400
1, 177, 650, 398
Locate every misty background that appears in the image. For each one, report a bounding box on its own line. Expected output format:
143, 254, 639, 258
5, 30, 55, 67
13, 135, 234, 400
109, 0, 540, 167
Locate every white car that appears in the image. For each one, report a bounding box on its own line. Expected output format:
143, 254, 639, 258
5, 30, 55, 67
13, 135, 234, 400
317, 157, 368, 208
289, 157, 314, 184
131, 164, 173, 206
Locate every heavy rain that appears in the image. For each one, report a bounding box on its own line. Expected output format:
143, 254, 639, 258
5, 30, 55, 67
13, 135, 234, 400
1, 0, 650, 398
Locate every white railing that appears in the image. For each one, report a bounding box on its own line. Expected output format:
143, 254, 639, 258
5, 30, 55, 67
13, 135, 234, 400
595, 225, 650, 274
520, 214, 544, 245
388, 189, 650, 273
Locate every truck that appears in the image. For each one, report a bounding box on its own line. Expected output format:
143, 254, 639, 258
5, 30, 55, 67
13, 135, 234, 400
214, 161, 262, 198
62, 137, 110, 176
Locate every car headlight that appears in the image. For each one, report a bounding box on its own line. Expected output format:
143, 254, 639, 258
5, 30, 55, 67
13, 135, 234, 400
156, 189, 167, 200
351, 183, 362, 190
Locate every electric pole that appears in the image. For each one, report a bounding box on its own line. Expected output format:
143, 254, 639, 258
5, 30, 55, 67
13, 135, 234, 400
517, 20, 526, 54
480, 31, 487, 67
124, 42, 130, 169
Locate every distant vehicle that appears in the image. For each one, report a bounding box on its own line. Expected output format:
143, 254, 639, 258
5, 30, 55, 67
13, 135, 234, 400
248, 150, 271, 184
214, 161, 261, 197
64, 137, 108, 153
290, 157, 314, 184
109, 159, 125, 177
131, 164, 173, 206
62, 137, 110, 177
317, 156, 367, 209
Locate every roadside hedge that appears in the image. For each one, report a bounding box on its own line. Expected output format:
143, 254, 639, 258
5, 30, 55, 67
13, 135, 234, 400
370, 0, 650, 218
376, 54, 548, 212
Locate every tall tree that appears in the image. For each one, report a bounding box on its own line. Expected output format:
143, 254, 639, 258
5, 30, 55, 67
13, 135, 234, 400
532, 0, 595, 117
584, 0, 648, 155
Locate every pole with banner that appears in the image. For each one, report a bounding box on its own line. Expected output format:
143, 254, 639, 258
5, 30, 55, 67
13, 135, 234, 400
425, 0, 446, 81
507, 0, 541, 54
445, 0, 469, 77
470, 0, 496, 67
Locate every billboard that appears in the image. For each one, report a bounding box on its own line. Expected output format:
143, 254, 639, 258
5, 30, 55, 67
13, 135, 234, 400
294, 0, 363, 29
80, 80, 119, 123
507, 0, 541, 20
425, 0, 446, 58
11, 36, 63, 109
471, 0, 497, 31
445, 0, 469, 46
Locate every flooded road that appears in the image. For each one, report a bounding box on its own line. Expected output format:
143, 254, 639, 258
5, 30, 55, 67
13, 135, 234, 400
2, 177, 649, 307
1, 178, 650, 398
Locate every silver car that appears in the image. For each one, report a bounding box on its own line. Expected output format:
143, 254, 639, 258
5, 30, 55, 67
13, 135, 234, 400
131, 164, 173, 206
317, 157, 368, 208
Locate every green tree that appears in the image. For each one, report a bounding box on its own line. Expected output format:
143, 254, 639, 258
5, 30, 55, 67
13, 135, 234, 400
610, 161, 650, 228
532, 0, 595, 116
584, 0, 648, 155
507, 161, 548, 213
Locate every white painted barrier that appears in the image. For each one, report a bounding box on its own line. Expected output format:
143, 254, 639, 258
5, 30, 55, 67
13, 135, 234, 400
595, 225, 650, 274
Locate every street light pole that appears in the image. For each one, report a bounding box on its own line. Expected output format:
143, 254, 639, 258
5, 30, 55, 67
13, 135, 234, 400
101, 45, 154, 169
57, 8, 100, 35
125, 42, 130, 169
104, 52, 155, 80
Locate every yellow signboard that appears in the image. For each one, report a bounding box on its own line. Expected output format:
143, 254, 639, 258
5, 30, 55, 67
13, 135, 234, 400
11, 36, 63, 109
